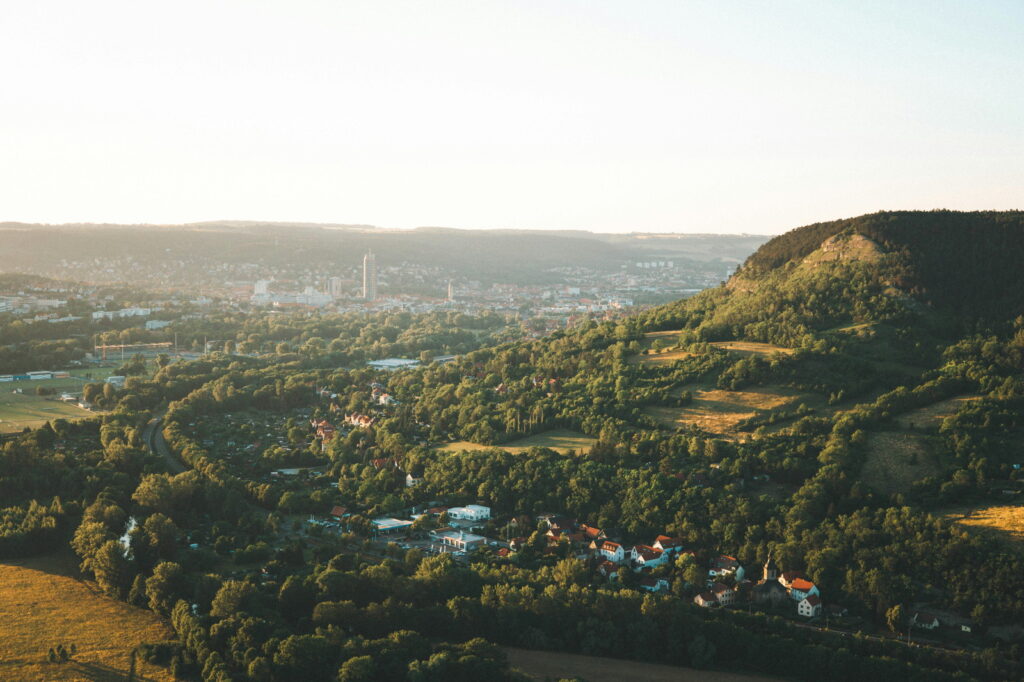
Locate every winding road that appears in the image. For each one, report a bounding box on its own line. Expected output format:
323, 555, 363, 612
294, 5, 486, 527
142, 412, 187, 474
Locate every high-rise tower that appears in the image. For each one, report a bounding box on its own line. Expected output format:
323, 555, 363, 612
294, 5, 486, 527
362, 250, 377, 301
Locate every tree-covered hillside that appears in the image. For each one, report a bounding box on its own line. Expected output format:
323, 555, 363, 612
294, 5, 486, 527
738, 210, 1024, 318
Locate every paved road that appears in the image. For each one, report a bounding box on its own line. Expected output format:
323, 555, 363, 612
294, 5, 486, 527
143, 413, 187, 474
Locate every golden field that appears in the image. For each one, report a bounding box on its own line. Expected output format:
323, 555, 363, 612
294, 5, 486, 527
0, 551, 174, 681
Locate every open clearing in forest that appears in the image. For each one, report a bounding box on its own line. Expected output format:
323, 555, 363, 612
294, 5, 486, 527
436, 429, 596, 454
0, 368, 117, 433
635, 349, 694, 366
632, 330, 693, 366
709, 341, 795, 356
0, 551, 174, 681
503, 646, 778, 682
0, 393, 93, 433
643, 385, 807, 436
943, 504, 1024, 549
894, 395, 981, 430
860, 431, 944, 496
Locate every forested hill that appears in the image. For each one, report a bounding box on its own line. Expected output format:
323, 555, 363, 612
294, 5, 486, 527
737, 210, 1024, 319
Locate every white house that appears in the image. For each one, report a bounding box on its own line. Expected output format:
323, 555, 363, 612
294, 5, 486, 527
711, 582, 736, 606
708, 555, 745, 580
447, 504, 491, 522
630, 544, 667, 570
694, 592, 718, 608
405, 473, 423, 488
639, 577, 670, 593
597, 540, 625, 563
798, 594, 822, 618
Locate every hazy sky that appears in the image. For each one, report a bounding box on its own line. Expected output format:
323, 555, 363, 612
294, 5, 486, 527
2, 1, 1022, 234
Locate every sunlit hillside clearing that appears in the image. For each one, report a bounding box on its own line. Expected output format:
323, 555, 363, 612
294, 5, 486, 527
0, 551, 174, 681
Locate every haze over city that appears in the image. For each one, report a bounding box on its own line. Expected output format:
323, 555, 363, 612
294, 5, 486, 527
3, 0, 1022, 233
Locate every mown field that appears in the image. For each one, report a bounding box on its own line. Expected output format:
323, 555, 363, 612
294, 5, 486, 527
503, 646, 778, 682
943, 504, 1024, 549
436, 429, 596, 454
0, 551, 174, 681
644, 385, 807, 437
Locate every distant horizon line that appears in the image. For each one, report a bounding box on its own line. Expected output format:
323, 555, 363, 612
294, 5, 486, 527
0, 219, 776, 238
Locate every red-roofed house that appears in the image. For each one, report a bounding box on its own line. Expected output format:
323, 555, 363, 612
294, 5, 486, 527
579, 524, 605, 541
597, 540, 625, 563
789, 578, 819, 602
329, 506, 348, 519
779, 571, 807, 589
630, 544, 667, 570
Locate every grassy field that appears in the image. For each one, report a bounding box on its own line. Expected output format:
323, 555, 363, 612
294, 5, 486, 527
0, 551, 174, 681
634, 349, 694, 366
860, 431, 944, 496
644, 385, 806, 436
0, 394, 93, 434
943, 504, 1024, 549
709, 341, 794, 356
436, 429, 596, 454
0, 368, 119, 433
503, 646, 778, 682
894, 395, 981, 430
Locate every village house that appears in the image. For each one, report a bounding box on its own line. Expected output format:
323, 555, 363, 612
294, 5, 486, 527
596, 540, 625, 563
579, 524, 605, 542
798, 594, 822, 618
778, 571, 807, 589
405, 473, 423, 487
708, 554, 745, 580
788, 578, 820, 602
639, 576, 670, 593
598, 560, 620, 580
711, 582, 736, 606
630, 544, 667, 570
652, 535, 687, 557
753, 555, 789, 606
911, 611, 941, 630
694, 592, 719, 608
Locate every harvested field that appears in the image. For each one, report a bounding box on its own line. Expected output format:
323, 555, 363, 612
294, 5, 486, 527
894, 395, 981, 430
0, 551, 174, 681
860, 431, 944, 496
503, 646, 778, 682
710, 341, 794, 356
944, 504, 1024, 549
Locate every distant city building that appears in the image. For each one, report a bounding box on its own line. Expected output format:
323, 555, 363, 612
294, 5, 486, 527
254, 279, 271, 295
447, 280, 454, 301
328, 276, 344, 298
363, 250, 377, 301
